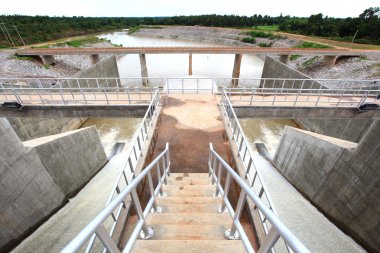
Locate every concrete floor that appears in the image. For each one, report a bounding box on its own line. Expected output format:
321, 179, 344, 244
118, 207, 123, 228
12, 153, 130, 253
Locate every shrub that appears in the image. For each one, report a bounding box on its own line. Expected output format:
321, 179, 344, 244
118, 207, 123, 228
258, 42, 273, 47
242, 37, 256, 44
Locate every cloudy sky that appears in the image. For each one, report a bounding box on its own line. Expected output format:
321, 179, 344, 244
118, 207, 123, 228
0, 0, 377, 18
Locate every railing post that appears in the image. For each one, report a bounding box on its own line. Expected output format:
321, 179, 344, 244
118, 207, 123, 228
147, 171, 161, 213
131, 189, 154, 239
95, 225, 120, 253
225, 189, 247, 240
215, 160, 222, 197
219, 173, 231, 213
257, 227, 280, 253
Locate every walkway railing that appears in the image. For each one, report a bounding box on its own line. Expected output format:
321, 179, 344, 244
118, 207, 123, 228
224, 86, 380, 108
62, 143, 170, 253
221, 90, 293, 252
209, 143, 309, 253
84, 89, 160, 252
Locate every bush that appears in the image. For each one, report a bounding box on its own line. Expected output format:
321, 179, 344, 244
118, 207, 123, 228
242, 37, 256, 44
294, 41, 332, 48
290, 55, 301, 61
258, 42, 273, 47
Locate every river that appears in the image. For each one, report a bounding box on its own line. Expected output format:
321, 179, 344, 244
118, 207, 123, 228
82, 30, 298, 157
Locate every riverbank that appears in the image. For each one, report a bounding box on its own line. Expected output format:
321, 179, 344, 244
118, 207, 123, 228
131, 26, 380, 80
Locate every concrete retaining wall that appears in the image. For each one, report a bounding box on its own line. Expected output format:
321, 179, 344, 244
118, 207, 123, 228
0, 120, 107, 251
60, 55, 120, 88
273, 121, 380, 252
24, 127, 107, 196
260, 56, 372, 142
7, 118, 86, 141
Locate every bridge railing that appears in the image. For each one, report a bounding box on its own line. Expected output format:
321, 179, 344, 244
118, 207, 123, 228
62, 143, 171, 253
84, 89, 160, 252
209, 143, 309, 253
220, 90, 293, 252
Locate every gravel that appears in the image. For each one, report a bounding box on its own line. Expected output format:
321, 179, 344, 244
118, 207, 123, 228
0, 42, 115, 78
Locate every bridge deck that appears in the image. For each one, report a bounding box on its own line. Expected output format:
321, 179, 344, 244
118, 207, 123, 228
16, 47, 380, 56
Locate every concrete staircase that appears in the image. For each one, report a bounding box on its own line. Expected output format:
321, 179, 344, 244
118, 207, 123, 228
132, 173, 246, 252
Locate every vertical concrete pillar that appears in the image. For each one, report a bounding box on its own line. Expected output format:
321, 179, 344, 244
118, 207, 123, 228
279, 54, 290, 65
40, 55, 56, 65
323, 55, 338, 66
232, 54, 243, 87
89, 54, 100, 65
189, 53, 193, 76
139, 54, 149, 86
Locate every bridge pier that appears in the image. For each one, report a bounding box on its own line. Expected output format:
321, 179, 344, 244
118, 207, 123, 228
90, 54, 100, 65
323, 55, 338, 66
139, 54, 149, 86
232, 54, 242, 87
189, 53, 193, 76
279, 54, 290, 64
40, 55, 56, 65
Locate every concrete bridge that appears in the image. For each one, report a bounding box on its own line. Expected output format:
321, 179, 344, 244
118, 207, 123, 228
16, 47, 380, 83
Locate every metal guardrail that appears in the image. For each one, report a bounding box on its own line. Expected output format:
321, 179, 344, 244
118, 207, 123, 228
220, 90, 292, 252
224, 87, 380, 108
62, 143, 171, 253
84, 89, 160, 252
209, 143, 309, 253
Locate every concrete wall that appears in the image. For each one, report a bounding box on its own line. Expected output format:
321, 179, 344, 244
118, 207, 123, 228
0, 121, 107, 251
260, 56, 372, 142
273, 121, 380, 252
60, 55, 120, 88
7, 118, 86, 141
24, 127, 107, 196
0, 119, 65, 251
260, 56, 327, 90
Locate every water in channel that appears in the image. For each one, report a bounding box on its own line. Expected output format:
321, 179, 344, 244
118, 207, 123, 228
82, 30, 298, 156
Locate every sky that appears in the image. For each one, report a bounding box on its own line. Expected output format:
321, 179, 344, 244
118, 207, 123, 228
0, 0, 378, 18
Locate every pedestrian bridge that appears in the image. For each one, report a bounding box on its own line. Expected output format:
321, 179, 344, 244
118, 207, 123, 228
0, 77, 379, 118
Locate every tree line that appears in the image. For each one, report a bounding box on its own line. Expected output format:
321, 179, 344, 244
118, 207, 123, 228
0, 7, 379, 47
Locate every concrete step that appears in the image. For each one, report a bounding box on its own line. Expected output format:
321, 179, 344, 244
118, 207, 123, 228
148, 224, 229, 240
163, 185, 215, 197
160, 203, 220, 213
132, 240, 246, 252
146, 212, 231, 226
167, 177, 211, 186
169, 173, 210, 179
156, 196, 221, 205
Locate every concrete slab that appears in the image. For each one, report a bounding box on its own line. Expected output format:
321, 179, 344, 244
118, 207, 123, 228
250, 155, 365, 253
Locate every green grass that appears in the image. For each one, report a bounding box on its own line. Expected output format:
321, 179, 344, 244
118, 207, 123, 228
31, 45, 50, 49
290, 55, 301, 61
302, 56, 320, 67
0, 45, 9, 49
245, 30, 286, 39
9, 55, 35, 61
254, 25, 279, 31
294, 41, 332, 49
258, 42, 273, 47
66, 36, 108, 47
241, 37, 256, 44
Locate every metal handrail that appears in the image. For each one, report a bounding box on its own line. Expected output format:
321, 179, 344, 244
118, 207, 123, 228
220, 90, 294, 252
224, 87, 380, 108
209, 143, 309, 253
85, 89, 160, 252
62, 143, 171, 253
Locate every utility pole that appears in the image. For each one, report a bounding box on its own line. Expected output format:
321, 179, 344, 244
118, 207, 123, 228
349, 29, 358, 49
0, 19, 16, 47
0, 23, 12, 47
13, 25, 25, 46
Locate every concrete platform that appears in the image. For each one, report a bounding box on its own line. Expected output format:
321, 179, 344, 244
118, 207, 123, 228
250, 154, 365, 253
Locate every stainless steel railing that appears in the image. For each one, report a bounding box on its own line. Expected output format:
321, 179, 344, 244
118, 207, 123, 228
84, 89, 161, 252
209, 143, 309, 253
62, 143, 170, 253
220, 90, 293, 252
224, 87, 380, 108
